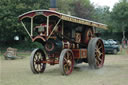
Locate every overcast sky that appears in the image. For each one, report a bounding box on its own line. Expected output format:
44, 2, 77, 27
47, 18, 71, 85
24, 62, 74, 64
90, 0, 119, 9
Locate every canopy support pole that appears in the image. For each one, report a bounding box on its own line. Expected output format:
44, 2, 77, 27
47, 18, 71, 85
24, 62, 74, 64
31, 18, 33, 37
62, 20, 64, 39
47, 19, 61, 40
21, 21, 32, 39
47, 16, 49, 36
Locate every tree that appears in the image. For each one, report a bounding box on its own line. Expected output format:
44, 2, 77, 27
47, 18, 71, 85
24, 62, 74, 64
93, 6, 110, 23
93, 6, 111, 32
57, 0, 74, 14
111, 0, 128, 46
57, 0, 95, 20
72, 0, 94, 20
0, 0, 49, 46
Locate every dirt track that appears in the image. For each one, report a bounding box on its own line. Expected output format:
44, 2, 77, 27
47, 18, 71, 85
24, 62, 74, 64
1, 52, 128, 85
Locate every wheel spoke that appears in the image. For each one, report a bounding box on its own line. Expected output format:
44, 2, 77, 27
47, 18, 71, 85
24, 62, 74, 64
34, 60, 36, 65
98, 46, 103, 50
38, 53, 42, 59
69, 53, 72, 60
96, 50, 102, 61
66, 52, 70, 60
97, 41, 101, 47
97, 56, 102, 62
35, 55, 38, 60
37, 65, 39, 71
67, 66, 71, 73
96, 59, 100, 65
38, 64, 41, 72
67, 66, 69, 71
37, 52, 41, 60
36, 53, 39, 60
38, 65, 41, 72
39, 64, 42, 71
34, 64, 37, 68
64, 58, 68, 63
34, 57, 37, 62
35, 64, 38, 71
37, 65, 40, 71
64, 64, 68, 72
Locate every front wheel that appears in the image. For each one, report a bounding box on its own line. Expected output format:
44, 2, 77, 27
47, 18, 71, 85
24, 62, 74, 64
87, 38, 105, 69
59, 49, 74, 75
30, 48, 46, 74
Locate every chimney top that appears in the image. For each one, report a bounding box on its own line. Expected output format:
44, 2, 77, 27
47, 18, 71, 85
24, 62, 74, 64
49, 0, 56, 11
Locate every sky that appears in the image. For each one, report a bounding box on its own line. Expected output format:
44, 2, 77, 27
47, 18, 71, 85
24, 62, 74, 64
90, 0, 119, 9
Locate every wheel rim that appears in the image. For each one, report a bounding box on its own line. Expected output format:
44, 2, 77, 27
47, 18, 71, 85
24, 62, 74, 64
63, 51, 73, 74
32, 50, 46, 73
95, 39, 105, 68
59, 49, 74, 75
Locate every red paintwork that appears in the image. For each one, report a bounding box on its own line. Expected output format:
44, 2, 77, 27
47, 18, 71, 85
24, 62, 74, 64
32, 35, 46, 42
41, 60, 59, 64
72, 49, 87, 59
72, 49, 80, 59
19, 12, 35, 20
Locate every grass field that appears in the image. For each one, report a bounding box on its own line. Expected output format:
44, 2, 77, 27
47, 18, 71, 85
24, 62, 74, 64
1, 49, 128, 85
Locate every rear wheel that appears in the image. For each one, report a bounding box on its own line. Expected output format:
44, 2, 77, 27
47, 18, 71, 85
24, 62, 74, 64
59, 49, 74, 75
30, 48, 46, 74
87, 38, 105, 69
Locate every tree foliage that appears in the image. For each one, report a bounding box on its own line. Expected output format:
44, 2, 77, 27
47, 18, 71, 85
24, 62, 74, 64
94, 6, 110, 23
72, 0, 94, 20
111, 0, 128, 41
111, 0, 128, 31
0, 0, 49, 44
57, 0, 94, 20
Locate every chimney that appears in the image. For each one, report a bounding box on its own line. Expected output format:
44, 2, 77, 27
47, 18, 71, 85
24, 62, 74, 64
49, 0, 56, 11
